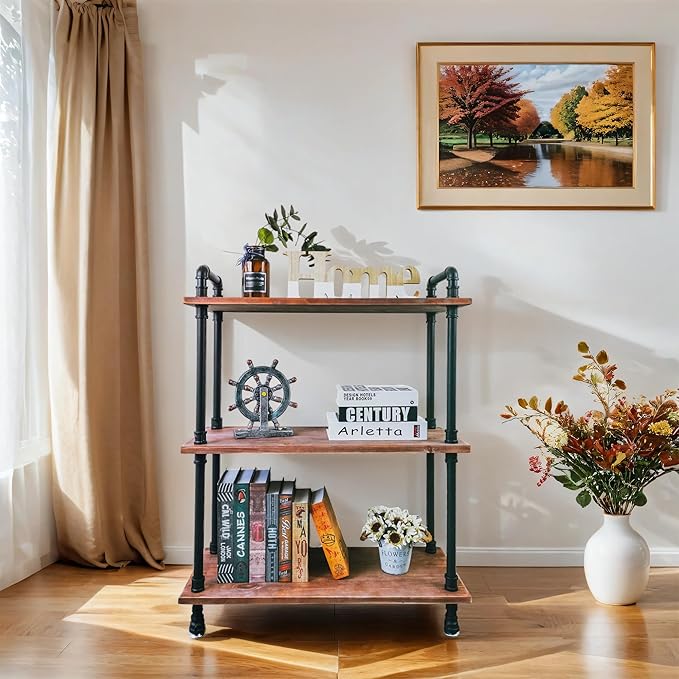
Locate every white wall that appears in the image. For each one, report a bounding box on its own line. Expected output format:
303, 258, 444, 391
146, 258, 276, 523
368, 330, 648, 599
139, 0, 679, 565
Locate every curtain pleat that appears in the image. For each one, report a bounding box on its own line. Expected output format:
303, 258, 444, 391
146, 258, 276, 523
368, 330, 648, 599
50, 0, 163, 568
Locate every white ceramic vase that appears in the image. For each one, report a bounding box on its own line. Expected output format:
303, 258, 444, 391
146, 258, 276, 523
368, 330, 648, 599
584, 514, 650, 605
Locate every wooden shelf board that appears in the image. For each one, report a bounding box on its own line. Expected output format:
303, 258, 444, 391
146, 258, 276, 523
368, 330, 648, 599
178, 547, 471, 605
183, 297, 472, 313
181, 426, 470, 454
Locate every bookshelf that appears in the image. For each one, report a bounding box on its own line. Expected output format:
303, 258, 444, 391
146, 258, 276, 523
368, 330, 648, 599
182, 265, 472, 639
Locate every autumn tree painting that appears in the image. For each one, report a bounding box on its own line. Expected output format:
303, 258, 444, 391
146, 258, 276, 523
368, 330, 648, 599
437, 62, 634, 189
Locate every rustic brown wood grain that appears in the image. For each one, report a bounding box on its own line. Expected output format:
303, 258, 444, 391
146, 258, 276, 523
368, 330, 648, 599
181, 426, 471, 454
178, 547, 471, 605
183, 296, 473, 313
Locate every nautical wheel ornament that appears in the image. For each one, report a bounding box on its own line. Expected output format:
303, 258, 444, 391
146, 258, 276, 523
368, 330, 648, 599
228, 359, 297, 438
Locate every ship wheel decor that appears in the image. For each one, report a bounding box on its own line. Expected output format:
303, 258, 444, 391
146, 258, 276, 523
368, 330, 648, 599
228, 359, 298, 438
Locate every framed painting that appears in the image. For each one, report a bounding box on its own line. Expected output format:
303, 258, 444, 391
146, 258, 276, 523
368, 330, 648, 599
417, 43, 655, 209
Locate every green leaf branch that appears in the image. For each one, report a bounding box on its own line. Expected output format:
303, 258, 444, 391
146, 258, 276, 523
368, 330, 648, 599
255, 205, 330, 266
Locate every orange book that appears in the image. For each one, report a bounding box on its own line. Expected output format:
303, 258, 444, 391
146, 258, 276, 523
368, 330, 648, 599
310, 487, 350, 580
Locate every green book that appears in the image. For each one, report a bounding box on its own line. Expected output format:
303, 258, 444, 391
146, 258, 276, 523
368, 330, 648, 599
233, 468, 255, 582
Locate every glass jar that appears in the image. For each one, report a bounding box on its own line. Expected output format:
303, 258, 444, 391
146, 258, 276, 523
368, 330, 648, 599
241, 245, 270, 297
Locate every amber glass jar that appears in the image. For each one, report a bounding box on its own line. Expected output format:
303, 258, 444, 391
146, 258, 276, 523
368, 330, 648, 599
241, 245, 270, 297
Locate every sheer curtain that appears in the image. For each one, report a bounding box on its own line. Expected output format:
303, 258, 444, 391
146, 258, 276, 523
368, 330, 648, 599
0, 0, 56, 590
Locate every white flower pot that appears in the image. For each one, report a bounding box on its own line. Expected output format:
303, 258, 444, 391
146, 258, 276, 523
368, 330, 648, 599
584, 514, 650, 605
378, 539, 412, 575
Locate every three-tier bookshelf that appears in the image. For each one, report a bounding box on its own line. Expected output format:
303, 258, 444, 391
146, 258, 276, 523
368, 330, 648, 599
181, 265, 472, 638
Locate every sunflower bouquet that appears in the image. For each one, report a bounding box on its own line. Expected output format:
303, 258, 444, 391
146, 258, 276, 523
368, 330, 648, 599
501, 342, 679, 514
360, 505, 432, 548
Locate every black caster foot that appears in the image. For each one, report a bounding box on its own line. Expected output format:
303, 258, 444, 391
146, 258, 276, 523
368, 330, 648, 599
444, 603, 460, 638
189, 604, 206, 638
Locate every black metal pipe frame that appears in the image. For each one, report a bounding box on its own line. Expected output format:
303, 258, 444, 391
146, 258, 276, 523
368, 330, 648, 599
427, 267, 461, 636
192, 266, 223, 588
425, 310, 437, 554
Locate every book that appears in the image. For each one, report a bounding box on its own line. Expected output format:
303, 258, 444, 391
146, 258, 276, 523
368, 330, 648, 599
336, 384, 418, 406
233, 468, 256, 582
310, 487, 350, 580
249, 468, 270, 583
265, 480, 282, 582
216, 468, 240, 584
277, 479, 296, 582
326, 412, 428, 441
292, 488, 310, 583
337, 405, 418, 423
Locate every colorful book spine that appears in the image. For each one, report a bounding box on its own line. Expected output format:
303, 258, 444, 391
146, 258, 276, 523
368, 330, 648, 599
278, 480, 295, 582
337, 405, 418, 422
310, 487, 350, 580
249, 469, 270, 583
326, 412, 427, 440
216, 468, 240, 584
336, 384, 418, 406
292, 489, 310, 583
265, 481, 282, 582
233, 469, 255, 583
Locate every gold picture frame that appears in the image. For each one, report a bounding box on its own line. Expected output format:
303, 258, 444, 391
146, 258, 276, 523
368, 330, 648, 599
417, 43, 655, 209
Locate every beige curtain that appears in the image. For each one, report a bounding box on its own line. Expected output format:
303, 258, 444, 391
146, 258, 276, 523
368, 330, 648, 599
49, 0, 163, 568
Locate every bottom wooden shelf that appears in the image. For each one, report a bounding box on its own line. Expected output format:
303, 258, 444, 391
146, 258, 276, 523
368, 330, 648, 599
179, 547, 471, 605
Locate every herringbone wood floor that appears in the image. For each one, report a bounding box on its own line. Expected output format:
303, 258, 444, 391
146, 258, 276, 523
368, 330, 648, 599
0, 562, 677, 678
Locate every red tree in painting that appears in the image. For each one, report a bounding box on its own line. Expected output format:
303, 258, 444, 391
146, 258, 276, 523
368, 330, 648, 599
439, 65, 528, 149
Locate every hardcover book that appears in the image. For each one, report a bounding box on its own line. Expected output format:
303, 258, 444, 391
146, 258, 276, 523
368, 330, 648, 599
336, 384, 418, 406
265, 480, 282, 582
310, 487, 350, 580
326, 412, 428, 441
292, 488, 310, 583
337, 405, 418, 422
216, 468, 240, 584
249, 468, 270, 583
233, 468, 256, 582
277, 479, 296, 582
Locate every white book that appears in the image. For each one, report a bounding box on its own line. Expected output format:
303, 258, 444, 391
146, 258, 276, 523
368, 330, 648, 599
326, 412, 427, 441
336, 384, 418, 406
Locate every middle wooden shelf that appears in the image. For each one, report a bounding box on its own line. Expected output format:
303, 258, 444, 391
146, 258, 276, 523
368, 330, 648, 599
181, 426, 471, 455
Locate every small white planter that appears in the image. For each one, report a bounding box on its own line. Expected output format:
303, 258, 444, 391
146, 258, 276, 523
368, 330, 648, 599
378, 539, 413, 575
584, 514, 650, 605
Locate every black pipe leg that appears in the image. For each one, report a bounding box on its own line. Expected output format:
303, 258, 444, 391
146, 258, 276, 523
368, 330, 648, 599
209, 454, 220, 554
189, 605, 206, 638
425, 452, 437, 554
425, 310, 437, 553
444, 604, 460, 638
191, 454, 207, 593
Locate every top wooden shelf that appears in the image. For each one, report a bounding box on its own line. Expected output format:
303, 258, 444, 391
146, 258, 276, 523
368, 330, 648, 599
183, 297, 472, 313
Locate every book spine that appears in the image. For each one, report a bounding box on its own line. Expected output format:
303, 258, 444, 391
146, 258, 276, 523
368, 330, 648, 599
311, 503, 350, 580
292, 502, 309, 583
337, 405, 418, 422
217, 481, 234, 584
249, 484, 266, 583
278, 493, 293, 582
233, 482, 249, 582
265, 492, 279, 582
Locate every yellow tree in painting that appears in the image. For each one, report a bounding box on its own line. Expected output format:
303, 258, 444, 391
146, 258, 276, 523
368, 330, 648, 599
576, 65, 634, 145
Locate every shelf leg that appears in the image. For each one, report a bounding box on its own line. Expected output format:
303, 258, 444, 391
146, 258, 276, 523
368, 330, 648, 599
194, 303, 208, 445
191, 454, 207, 593
444, 604, 460, 638
445, 453, 458, 592
211, 309, 223, 430
209, 455, 219, 555
189, 604, 206, 638
425, 310, 437, 554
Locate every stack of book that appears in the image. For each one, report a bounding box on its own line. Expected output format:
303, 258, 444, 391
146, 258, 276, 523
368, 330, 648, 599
326, 384, 428, 440
216, 468, 350, 584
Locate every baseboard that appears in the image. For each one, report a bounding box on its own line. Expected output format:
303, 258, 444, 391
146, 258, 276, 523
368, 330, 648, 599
164, 545, 679, 567
457, 547, 679, 567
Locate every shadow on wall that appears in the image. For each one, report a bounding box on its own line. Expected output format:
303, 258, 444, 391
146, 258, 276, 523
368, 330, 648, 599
456, 275, 679, 549
329, 226, 420, 268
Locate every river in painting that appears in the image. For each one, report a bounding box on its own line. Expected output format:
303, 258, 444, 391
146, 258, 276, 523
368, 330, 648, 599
439, 142, 633, 188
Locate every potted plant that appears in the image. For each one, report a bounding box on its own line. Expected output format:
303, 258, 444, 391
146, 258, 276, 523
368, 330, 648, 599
501, 342, 679, 605
360, 505, 432, 575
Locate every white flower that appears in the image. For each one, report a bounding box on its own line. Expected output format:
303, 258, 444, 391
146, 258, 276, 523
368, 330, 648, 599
544, 423, 568, 450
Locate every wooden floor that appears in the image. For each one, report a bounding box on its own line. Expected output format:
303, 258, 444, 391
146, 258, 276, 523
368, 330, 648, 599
0, 563, 677, 678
